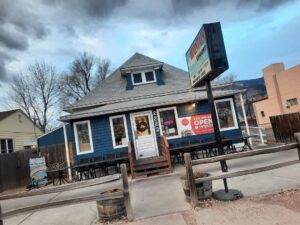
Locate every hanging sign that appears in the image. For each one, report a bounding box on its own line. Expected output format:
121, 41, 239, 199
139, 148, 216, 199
186, 22, 229, 87
179, 113, 214, 136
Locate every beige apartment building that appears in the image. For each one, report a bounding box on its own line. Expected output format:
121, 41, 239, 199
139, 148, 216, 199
253, 63, 300, 128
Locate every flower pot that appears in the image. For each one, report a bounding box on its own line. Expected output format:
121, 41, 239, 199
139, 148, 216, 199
180, 172, 212, 201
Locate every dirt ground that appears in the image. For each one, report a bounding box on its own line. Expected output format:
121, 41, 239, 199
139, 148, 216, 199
101, 189, 300, 225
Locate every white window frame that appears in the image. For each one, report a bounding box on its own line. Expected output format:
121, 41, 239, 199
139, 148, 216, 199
0, 138, 14, 154
73, 120, 94, 155
131, 70, 157, 85
157, 106, 181, 140
214, 98, 239, 131
109, 114, 129, 149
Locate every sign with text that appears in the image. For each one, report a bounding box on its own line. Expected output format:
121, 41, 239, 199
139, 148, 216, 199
30, 157, 48, 186
179, 113, 214, 136
186, 22, 228, 87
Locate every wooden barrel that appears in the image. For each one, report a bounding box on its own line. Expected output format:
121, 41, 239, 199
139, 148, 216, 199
96, 197, 126, 221
181, 173, 212, 201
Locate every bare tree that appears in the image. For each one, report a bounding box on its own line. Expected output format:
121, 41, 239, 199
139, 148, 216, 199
213, 73, 237, 85
10, 62, 60, 132
60, 52, 111, 107
96, 58, 111, 85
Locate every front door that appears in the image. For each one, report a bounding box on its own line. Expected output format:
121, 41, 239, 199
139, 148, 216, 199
131, 111, 158, 160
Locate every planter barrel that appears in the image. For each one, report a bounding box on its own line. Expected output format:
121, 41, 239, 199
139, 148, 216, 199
96, 191, 126, 221
181, 173, 212, 201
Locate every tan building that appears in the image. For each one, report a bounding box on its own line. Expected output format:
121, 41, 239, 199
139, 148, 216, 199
253, 63, 300, 128
0, 109, 44, 153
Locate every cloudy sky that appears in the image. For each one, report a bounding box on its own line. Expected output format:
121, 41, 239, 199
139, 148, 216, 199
0, 0, 300, 110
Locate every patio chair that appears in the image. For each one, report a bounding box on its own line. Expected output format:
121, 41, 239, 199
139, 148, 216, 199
105, 153, 118, 175
78, 158, 90, 180
116, 151, 130, 172
169, 143, 182, 164
93, 156, 106, 177
190, 140, 201, 159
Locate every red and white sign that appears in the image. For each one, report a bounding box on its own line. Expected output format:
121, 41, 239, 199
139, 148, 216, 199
179, 113, 214, 136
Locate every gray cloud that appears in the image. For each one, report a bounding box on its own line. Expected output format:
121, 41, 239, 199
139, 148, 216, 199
46, 0, 128, 19
0, 27, 28, 50
0, 52, 13, 82
238, 0, 295, 11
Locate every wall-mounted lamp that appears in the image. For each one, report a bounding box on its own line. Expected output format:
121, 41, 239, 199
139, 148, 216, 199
192, 103, 196, 108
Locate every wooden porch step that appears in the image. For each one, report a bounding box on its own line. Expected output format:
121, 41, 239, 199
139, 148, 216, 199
133, 156, 165, 167
134, 167, 171, 177
134, 161, 169, 171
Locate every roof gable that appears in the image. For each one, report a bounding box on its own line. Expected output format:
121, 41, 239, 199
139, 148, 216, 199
0, 109, 19, 122
120, 53, 162, 69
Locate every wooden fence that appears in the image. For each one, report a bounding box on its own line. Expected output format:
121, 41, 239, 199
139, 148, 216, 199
270, 112, 300, 143
184, 133, 300, 207
0, 144, 67, 192
0, 164, 133, 221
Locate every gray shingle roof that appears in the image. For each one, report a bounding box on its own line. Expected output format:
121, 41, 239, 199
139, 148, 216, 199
64, 53, 194, 112
61, 53, 243, 121
60, 89, 243, 121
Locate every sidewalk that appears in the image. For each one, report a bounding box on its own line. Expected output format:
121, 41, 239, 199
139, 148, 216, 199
2, 148, 300, 224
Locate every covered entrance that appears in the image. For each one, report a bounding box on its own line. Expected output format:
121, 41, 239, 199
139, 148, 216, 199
130, 111, 158, 160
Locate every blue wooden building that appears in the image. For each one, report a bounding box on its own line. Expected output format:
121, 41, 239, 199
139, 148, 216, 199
38, 53, 244, 177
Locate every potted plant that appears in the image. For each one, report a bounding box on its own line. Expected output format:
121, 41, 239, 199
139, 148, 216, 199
180, 171, 212, 201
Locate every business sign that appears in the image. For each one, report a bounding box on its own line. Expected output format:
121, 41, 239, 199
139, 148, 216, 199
29, 157, 48, 186
179, 113, 214, 136
186, 22, 229, 87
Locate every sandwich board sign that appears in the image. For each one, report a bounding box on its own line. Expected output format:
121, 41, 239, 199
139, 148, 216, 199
186, 22, 229, 87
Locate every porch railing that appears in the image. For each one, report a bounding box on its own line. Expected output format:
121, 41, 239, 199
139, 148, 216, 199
128, 141, 136, 179
160, 136, 172, 172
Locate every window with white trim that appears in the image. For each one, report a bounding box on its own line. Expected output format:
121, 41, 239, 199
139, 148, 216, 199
109, 115, 129, 148
157, 107, 180, 139
131, 70, 156, 85
215, 98, 238, 131
74, 120, 94, 154
0, 139, 14, 154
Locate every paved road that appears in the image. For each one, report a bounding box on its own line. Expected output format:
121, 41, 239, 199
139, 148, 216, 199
2, 148, 300, 224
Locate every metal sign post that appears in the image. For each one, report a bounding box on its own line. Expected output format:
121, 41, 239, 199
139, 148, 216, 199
186, 22, 243, 200
205, 81, 229, 192
205, 80, 243, 201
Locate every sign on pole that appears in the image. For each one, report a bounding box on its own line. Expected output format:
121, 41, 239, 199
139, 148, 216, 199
186, 22, 229, 87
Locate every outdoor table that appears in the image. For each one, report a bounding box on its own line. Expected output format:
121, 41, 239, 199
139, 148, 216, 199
47, 167, 69, 185
71, 156, 129, 179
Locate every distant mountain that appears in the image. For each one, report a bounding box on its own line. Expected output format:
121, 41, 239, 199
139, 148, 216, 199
233, 77, 266, 99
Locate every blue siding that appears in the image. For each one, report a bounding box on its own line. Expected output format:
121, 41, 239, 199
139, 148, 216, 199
37, 124, 75, 147
74, 116, 128, 163
126, 73, 134, 90
155, 69, 165, 85
39, 96, 243, 163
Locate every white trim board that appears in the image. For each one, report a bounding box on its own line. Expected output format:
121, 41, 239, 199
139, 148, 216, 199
109, 114, 129, 149
73, 120, 94, 155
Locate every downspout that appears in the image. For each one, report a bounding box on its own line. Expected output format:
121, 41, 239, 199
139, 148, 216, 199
63, 123, 72, 180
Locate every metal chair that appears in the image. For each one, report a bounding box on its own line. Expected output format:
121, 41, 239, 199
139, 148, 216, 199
190, 140, 201, 159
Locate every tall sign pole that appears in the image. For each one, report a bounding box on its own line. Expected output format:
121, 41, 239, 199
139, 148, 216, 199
186, 22, 242, 200
205, 80, 228, 192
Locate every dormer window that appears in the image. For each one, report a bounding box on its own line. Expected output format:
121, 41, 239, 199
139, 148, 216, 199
131, 70, 156, 85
